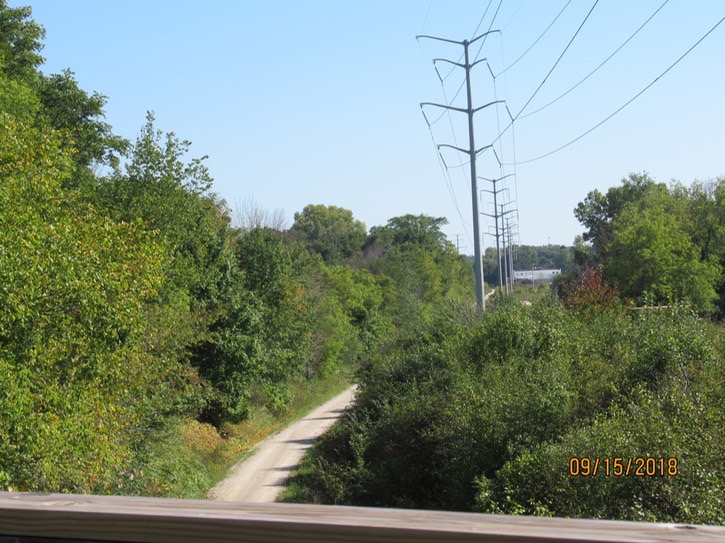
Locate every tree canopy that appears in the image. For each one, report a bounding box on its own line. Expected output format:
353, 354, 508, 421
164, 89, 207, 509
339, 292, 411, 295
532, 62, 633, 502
0, 0, 44, 82
573, 172, 723, 314
290, 204, 367, 264
367, 214, 451, 253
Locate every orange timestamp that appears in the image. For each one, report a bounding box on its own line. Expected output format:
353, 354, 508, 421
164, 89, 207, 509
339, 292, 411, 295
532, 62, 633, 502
568, 457, 678, 477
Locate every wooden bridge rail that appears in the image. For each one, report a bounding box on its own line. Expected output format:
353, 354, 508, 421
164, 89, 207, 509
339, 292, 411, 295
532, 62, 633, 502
0, 492, 723, 543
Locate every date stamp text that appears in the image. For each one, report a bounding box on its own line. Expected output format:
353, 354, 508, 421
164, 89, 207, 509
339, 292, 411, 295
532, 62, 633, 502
568, 457, 678, 477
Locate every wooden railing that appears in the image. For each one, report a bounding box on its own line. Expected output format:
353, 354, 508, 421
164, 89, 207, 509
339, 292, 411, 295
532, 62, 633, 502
0, 492, 723, 543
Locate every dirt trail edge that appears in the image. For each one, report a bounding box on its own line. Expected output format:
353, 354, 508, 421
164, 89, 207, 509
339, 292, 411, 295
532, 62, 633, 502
208, 385, 357, 502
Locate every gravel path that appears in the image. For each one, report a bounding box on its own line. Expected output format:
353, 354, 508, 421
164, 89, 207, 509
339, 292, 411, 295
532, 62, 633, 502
208, 385, 357, 502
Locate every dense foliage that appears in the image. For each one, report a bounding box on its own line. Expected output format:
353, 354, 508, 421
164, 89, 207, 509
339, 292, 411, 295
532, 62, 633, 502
573, 172, 724, 315
484, 243, 574, 288
2, 4, 722, 526
0, 1, 475, 494
282, 174, 724, 523
284, 299, 724, 524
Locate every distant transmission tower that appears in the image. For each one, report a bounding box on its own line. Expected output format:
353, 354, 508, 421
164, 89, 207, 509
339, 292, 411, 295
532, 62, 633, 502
480, 173, 513, 291
418, 31, 502, 309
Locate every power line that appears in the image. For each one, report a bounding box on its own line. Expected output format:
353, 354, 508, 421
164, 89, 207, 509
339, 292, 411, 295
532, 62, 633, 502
505, 14, 725, 166
438, 0, 494, 83
496, 0, 573, 78
417, 39, 440, 97
492, 61, 506, 169
430, 0, 501, 123
500, 0, 527, 34
495, 26, 521, 231
472, 0, 504, 64
518, 0, 670, 120
419, 31, 502, 308
471, 0, 496, 40
420, 0, 433, 34
515, 0, 600, 118
423, 110, 473, 245
483, 0, 600, 153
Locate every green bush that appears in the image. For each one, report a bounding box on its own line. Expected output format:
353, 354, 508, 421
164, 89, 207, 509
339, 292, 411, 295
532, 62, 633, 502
288, 300, 724, 523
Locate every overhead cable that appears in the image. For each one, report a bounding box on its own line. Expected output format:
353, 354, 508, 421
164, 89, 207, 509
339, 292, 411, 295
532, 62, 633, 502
515, 0, 600, 119
496, 0, 573, 78
518, 0, 670, 120
438, 0, 494, 83
505, 14, 725, 166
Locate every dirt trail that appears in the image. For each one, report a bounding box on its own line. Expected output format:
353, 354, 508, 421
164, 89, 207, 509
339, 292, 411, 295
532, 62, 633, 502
208, 385, 357, 502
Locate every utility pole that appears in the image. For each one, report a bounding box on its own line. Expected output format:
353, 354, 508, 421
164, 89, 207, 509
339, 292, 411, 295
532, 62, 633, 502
494, 203, 517, 294
506, 216, 515, 292
508, 215, 520, 291
480, 174, 513, 293
455, 234, 466, 254
418, 31, 501, 309
501, 205, 509, 294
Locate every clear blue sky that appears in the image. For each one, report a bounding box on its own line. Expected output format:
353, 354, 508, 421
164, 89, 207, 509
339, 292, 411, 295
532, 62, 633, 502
14, 0, 725, 249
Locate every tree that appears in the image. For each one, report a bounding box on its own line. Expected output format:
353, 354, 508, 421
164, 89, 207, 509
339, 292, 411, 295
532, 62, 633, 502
562, 267, 620, 313
363, 214, 473, 325
36, 69, 128, 190
326, 265, 392, 360
366, 214, 451, 254
97, 112, 221, 304
237, 228, 308, 396
233, 196, 287, 231
290, 204, 367, 264
573, 173, 723, 313
574, 173, 665, 258
603, 191, 720, 312
0, 88, 185, 492
673, 178, 725, 316
0, 1, 45, 83
0, 4, 127, 194
516, 246, 539, 270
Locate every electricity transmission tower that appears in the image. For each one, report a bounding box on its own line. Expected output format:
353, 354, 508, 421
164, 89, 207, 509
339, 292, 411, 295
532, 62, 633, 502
455, 234, 467, 254
480, 173, 513, 291
505, 216, 519, 292
498, 202, 518, 293
418, 31, 502, 309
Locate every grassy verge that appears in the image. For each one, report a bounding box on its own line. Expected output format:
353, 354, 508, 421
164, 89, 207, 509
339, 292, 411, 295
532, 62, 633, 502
123, 369, 354, 499
276, 437, 328, 504
485, 282, 553, 306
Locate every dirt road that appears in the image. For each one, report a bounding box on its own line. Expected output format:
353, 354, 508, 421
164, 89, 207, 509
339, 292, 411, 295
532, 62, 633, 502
208, 385, 357, 502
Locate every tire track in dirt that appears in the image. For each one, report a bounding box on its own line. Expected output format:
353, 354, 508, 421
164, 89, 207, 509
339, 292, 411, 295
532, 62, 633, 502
208, 385, 356, 502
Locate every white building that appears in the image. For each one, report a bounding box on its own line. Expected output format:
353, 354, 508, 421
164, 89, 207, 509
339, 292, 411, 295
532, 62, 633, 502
512, 269, 561, 284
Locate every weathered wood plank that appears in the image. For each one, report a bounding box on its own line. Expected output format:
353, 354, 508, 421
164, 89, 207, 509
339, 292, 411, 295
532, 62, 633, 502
0, 492, 722, 543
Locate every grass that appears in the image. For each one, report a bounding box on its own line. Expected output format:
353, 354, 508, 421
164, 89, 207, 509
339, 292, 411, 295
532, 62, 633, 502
124, 369, 355, 499
503, 282, 553, 304
276, 441, 327, 504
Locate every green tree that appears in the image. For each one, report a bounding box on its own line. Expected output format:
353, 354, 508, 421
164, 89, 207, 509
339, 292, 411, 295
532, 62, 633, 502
290, 204, 367, 264
0, 4, 126, 194
236, 228, 309, 408
0, 1, 44, 82
673, 178, 725, 316
603, 191, 720, 312
290, 252, 356, 380
36, 69, 128, 190
573, 173, 723, 313
0, 68, 39, 121
97, 112, 221, 305
326, 265, 392, 360
516, 246, 539, 270
574, 172, 664, 259
0, 86, 184, 492
359, 214, 474, 329
366, 214, 451, 253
